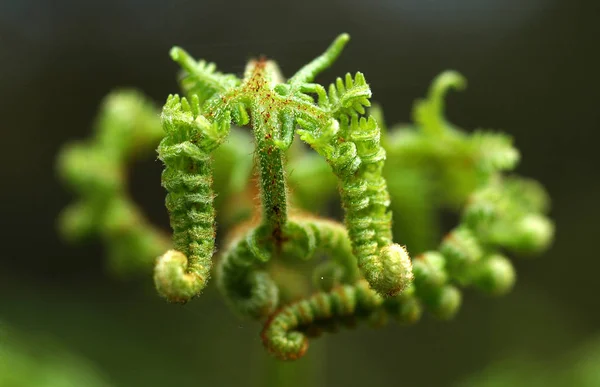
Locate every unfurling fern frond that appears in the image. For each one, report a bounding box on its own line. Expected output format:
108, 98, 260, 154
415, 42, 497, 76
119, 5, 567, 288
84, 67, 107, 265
154, 94, 231, 303
56, 33, 555, 364
217, 216, 360, 320
217, 224, 279, 319
300, 112, 414, 297
261, 280, 421, 361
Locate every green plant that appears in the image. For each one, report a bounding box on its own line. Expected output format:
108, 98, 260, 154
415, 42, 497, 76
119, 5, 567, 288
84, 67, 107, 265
57, 33, 553, 362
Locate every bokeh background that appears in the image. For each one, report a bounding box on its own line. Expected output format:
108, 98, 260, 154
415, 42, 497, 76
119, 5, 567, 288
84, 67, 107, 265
0, 0, 598, 386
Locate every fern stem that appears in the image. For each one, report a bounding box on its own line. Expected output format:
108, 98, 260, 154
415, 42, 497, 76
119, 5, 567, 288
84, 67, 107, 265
253, 111, 289, 238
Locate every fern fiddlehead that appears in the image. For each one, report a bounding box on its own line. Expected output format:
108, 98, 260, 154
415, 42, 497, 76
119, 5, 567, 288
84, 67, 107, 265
155, 94, 231, 302
217, 215, 360, 319
262, 279, 422, 360
156, 34, 413, 304
284, 39, 414, 297
56, 33, 555, 363
155, 55, 292, 302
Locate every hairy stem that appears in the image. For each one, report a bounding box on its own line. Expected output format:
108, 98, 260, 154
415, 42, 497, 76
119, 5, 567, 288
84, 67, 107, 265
254, 113, 289, 238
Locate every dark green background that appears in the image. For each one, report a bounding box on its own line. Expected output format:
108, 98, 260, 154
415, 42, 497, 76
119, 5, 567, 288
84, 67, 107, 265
0, 0, 598, 386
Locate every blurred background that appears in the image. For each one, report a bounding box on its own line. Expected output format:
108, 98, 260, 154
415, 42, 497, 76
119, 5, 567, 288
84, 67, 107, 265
0, 0, 598, 386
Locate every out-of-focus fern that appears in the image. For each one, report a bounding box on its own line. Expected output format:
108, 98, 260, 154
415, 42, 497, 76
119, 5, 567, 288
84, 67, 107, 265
382, 71, 522, 254
56, 90, 170, 275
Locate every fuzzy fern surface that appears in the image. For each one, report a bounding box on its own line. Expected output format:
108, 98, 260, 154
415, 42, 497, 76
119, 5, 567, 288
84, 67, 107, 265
57, 33, 554, 361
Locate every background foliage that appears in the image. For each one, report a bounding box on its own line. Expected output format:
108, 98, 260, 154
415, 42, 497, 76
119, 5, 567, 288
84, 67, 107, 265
0, 0, 598, 386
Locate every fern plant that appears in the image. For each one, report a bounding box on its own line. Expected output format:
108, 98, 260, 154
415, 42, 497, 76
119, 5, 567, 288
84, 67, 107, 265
57, 33, 554, 362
